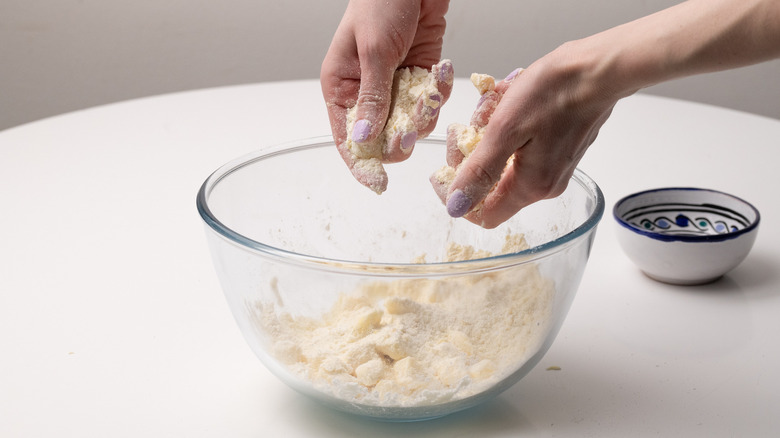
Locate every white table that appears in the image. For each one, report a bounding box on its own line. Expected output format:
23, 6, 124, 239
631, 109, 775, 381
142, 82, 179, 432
2, 79, 779, 437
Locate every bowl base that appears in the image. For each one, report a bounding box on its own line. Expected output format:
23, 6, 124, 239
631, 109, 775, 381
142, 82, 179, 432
642, 271, 723, 286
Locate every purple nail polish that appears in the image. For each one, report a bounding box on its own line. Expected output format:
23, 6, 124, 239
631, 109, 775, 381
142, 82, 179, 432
400, 131, 417, 152
504, 68, 522, 82
352, 119, 371, 143
426, 94, 441, 117
438, 61, 454, 83
447, 189, 472, 217
476, 93, 488, 108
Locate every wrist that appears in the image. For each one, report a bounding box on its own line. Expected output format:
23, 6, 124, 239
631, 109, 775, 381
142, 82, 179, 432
529, 37, 637, 115
567, 31, 656, 102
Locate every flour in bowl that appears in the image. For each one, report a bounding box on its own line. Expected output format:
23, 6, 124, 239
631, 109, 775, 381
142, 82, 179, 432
250, 234, 554, 407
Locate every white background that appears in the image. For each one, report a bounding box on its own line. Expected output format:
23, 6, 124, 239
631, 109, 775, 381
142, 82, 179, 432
2, 0, 779, 132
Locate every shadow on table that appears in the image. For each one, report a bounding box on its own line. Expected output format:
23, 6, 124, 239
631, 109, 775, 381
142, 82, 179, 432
723, 251, 780, 298
280, 354, 690, 437
650, 250, 779, 300
287, 394, 532, 437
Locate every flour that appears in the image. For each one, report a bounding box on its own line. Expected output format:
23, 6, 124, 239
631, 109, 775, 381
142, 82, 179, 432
250, 234, 554, 407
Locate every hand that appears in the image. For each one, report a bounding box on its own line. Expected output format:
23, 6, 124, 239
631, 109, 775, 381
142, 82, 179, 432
445, 42, 620, 228
321, 0, 452, 190
443, 0, 780, 228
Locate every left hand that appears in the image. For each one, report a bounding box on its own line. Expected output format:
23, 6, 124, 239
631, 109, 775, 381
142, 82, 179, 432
445, 42, 620, 228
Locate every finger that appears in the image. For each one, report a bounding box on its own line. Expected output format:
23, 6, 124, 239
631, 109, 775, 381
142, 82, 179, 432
433, 59, 454, 105
383, 92, 431, 162
346, 0, 423, 144
412, 92, 442, 138
412, 59, 453, 137
494, 67, 523, 94
352, 157, 389, 194
429, 170, 450, 204
470, 91, 500, 128
382, 130, 418, 163
332, 137, 389, 193
325, 102, 350, 152
445, 124, 465, 167
350, 61, 396, 144
321, 57, 360, 155
321, 16, 363, 167
445, 113, 526, 218
472, 68, 521, 128
445, 147, 511, 219
384, 90, 439, 162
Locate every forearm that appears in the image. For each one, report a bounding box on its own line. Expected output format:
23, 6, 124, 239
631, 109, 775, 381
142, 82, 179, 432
591, 0, 780, 97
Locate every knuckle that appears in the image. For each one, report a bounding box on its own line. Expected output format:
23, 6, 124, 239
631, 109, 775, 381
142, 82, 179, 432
359, 24, 407, 66
526, 171, 568, 201
384, 23, 408, 61
463, 160, 499, 192
477, 214, 501, 230
357, 88, 386, 108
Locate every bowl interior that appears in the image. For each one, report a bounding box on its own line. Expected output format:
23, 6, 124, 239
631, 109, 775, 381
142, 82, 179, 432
613, 187, 759, 242
200, 136, 604, 268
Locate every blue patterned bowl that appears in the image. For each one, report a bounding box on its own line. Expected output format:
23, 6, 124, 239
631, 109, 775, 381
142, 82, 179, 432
613, 188, 760, 285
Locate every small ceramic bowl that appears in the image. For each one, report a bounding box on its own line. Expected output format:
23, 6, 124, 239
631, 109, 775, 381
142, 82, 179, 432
614, 187, 760, 285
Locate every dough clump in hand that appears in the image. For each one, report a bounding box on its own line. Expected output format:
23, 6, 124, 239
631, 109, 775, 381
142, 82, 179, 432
345, 59, 453, 194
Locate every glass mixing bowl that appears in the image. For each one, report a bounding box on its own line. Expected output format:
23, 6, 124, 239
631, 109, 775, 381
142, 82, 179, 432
197, 135, 604, 421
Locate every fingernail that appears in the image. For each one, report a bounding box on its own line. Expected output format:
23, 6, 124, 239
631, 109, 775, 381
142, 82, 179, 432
400, 131, 417, 152
438, 61, 454, 83
447, 189, 472, 218
504, 68, 522, 82
426, 94, 441, 117
476, 93, 488, 108
352, 119, 371, 143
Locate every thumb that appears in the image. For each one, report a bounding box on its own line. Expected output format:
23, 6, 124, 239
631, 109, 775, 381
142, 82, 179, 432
445, 145, 506, 218
446, 124, 526, 218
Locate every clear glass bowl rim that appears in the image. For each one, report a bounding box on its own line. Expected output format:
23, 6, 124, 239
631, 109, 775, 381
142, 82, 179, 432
196, 135, 605, 275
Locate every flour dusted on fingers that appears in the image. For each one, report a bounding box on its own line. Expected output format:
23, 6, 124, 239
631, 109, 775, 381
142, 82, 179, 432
345, 59, 451, 194
430, 69, 524, 212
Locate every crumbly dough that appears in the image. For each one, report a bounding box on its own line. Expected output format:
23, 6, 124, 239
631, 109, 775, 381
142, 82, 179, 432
470, 72, 496, 95
251, 234, 554, 407
345, 61, 450, 194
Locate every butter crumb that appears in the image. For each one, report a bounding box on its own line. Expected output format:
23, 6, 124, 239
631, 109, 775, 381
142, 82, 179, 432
250, 235, 555, 408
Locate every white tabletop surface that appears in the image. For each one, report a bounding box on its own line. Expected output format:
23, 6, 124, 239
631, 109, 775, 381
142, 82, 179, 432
2, 79, 779, 437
